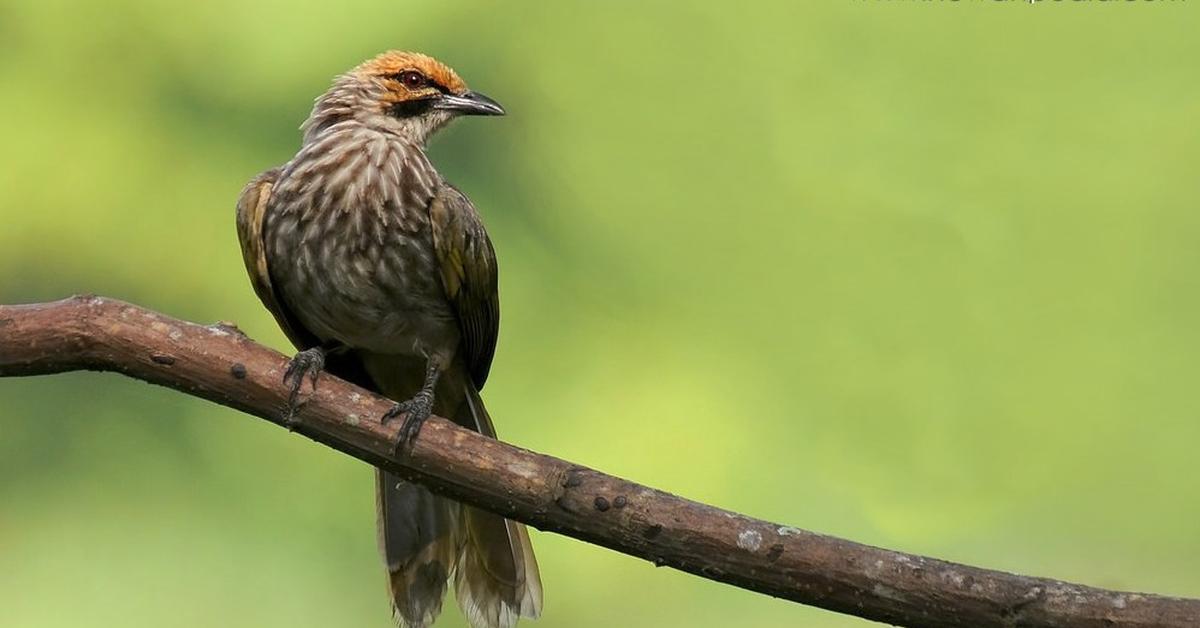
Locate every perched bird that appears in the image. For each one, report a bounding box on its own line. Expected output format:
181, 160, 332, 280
235, 51, 541, 628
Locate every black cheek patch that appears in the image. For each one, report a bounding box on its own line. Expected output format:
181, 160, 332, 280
389, 98, 435, 118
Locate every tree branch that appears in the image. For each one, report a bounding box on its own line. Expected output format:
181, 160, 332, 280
0, 295, 1195, 628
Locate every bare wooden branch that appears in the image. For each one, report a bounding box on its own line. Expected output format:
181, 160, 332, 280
0, 295, 1196, 628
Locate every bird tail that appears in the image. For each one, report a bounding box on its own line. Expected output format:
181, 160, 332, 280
375, 363, 542, 628
452, 382, 543, 628
376, 469, 458, 628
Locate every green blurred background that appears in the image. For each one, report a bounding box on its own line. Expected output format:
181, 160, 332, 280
2, 1, 1198, 626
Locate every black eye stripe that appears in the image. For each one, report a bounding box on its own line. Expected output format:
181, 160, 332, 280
389, 71, 450, 94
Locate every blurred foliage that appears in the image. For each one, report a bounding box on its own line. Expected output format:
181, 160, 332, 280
2, 1, 1199, 627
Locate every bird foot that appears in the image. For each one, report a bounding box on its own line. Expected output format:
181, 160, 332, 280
382, 391, 434, 454
282, 347, 325, 427
381, 359, 441, 454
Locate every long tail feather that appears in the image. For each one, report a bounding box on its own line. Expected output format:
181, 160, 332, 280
452, 382, 543, 628
377, 471, 460, 628
367, 352, 541, 628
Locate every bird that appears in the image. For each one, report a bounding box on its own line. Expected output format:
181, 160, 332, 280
235, 51, 541, 628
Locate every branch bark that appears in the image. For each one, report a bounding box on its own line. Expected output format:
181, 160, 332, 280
0, 295, 1195, 628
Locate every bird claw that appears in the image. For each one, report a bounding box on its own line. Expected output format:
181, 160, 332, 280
282, 347, 325, 427
382, 391, 434, 455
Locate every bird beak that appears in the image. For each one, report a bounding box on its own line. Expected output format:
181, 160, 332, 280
434, 91, 506, 116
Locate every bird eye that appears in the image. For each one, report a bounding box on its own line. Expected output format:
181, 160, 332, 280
396, 71, 426, 89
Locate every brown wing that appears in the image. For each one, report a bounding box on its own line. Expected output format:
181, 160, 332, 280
429, 184, 500, 390
235, 166, 320, 351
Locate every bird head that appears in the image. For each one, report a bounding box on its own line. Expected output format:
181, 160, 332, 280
303, 51, 505, 145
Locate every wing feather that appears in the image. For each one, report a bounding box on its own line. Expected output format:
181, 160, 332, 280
429, 184, 500, 389
235, 166, 320, 351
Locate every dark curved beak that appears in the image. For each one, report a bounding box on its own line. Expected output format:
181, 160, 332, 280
435, 91, 506, 116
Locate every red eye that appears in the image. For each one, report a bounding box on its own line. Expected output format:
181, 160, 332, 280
397, 71, 426, 89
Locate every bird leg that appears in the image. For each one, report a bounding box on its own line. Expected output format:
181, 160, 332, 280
381, 359, 441, 454
281, 341, 344, 427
